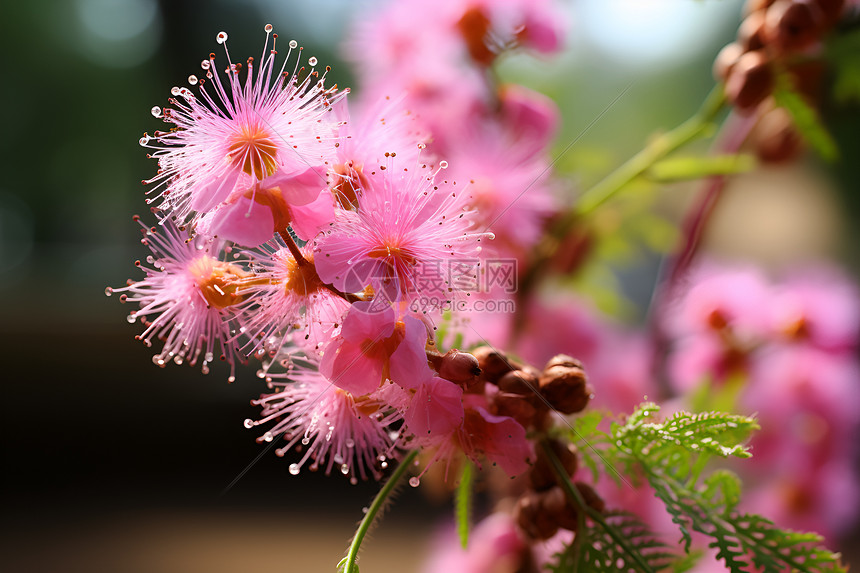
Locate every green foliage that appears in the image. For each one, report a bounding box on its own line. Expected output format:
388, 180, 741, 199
455, 461, 473, 549
550, 511, 675, 573
609, 404, 845, 572
773, 73, 839, 162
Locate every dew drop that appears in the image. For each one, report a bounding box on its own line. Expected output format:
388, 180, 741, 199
380, 461, 388, 469
340, 463, 349, 475
126, 314, 136, 324
243, 419, 254, 429
263, 431, 274, 442
308, 56, 318, 66
301, 437, 310, 446
439, 160, 448, 169
204, 352, 214, 362
170, 86, 181, 96
289, 40, 298, 49
201, 60, 210, 70
105, 287, 113, 296
333, 453, 344, 464
228, 375, 236, 383
188, 75, 198, 85
345, 439, 355, 448
289, 463, 300, 475
216, 31, 228, 44
408, 477, 420, 487
150, 106, 162, 118
264, 24, 273, 33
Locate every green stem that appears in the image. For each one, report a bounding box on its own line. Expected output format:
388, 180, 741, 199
541, 441, 656, 573
573, 84, 727, 217
340, 449, 419, 573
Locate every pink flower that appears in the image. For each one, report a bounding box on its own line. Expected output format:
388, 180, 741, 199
246, 359, 406, 482
313, 158, 492, 308
108, 219, 246, 380
142, 27, 344, 231
767, 266, 860, 353
319, 302, 432, 395
233, 237, 349, 354
422, 512, 528, 573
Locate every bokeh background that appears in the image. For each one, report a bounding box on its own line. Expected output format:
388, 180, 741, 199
2, 1, 858, 572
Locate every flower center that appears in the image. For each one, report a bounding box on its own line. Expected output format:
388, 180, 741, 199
284, 253, 324, 297
188, 256, 249, 309
228, 125, 279, 180
367, 243, 417, 266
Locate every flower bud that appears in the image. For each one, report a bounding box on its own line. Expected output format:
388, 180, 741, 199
497, 369, 540, 395
544, 354, 582, 371
529, 439, 579, 491
814, 0, 845, 26
543, 486, 580, 531
739, 10, 768, 50
713, 42, 745, 81
575, 482, 606, 513
437, 349, 482, 384
725, 50, 774, 113
514, 490, 560, 540
492, 392, 539, 428
472, 346, 522, 383
764, 0, 824, 54
539, 364, 592, 415
750, 106, 803, 162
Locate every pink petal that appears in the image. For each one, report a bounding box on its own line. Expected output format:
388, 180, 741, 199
340, 301, 397, 343
191, 167, 242, 213
389, 315, 433, 389
405, 377, 464, 443
204, 194, 275, 247
320, 339, 385, 396
267, 165, 328, 206
289, 188, 336, 241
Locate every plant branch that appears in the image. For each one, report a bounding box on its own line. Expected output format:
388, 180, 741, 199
340, 449, 420, 573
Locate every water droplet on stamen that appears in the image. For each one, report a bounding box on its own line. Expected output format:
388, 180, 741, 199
289, 463, 300, 475
170, 86, 181, 96
333, 453, 344, 464
150, 106, 162, 118
408, 477, 420, 487
340, 464, 349, 475
105, 287, 113, 296
263, 431, 274, 442
308, 56, 318, 66
217, 31, 228, 44
201, 60, 210, 70
126, 314, 136, 324
264, 24, 273, 33
188, 75, 198, 85
243, 419, 254, 429
439, 161, 448, 169
289, 40, 298, 49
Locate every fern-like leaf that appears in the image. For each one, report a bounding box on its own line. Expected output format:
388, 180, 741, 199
549, 510, 676, 573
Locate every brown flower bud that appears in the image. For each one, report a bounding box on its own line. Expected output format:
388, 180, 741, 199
725, 50, 774, 113
543, 486, 580, 531
498, 369, 540, 395
457, 6, 496, 67
750, 106, 803, 162
514, 491, 559, 540
492, 392, 539, 428
544, 354, 582, 371
713, 42, 745, 81
764, 0, 824, 54
814, 0, 845, 27
436, 349, 481, 384
739, 10, 768, 50
575, 482, 606, 514
539, 364, 592, 415
529, 439, 579, 491
472, 346, 522, 384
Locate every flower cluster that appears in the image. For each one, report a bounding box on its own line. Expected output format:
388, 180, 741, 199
111, 24, 563, 484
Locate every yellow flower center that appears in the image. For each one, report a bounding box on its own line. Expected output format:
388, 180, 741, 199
228, 125, 279, 180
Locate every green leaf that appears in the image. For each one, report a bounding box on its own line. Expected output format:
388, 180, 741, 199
549, 510, 676, 573
455, 461, 473, 549
646, 154, 756, 182
773, 73, 839, 162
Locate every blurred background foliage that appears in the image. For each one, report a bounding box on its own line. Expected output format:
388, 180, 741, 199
1, 1, 858, 572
